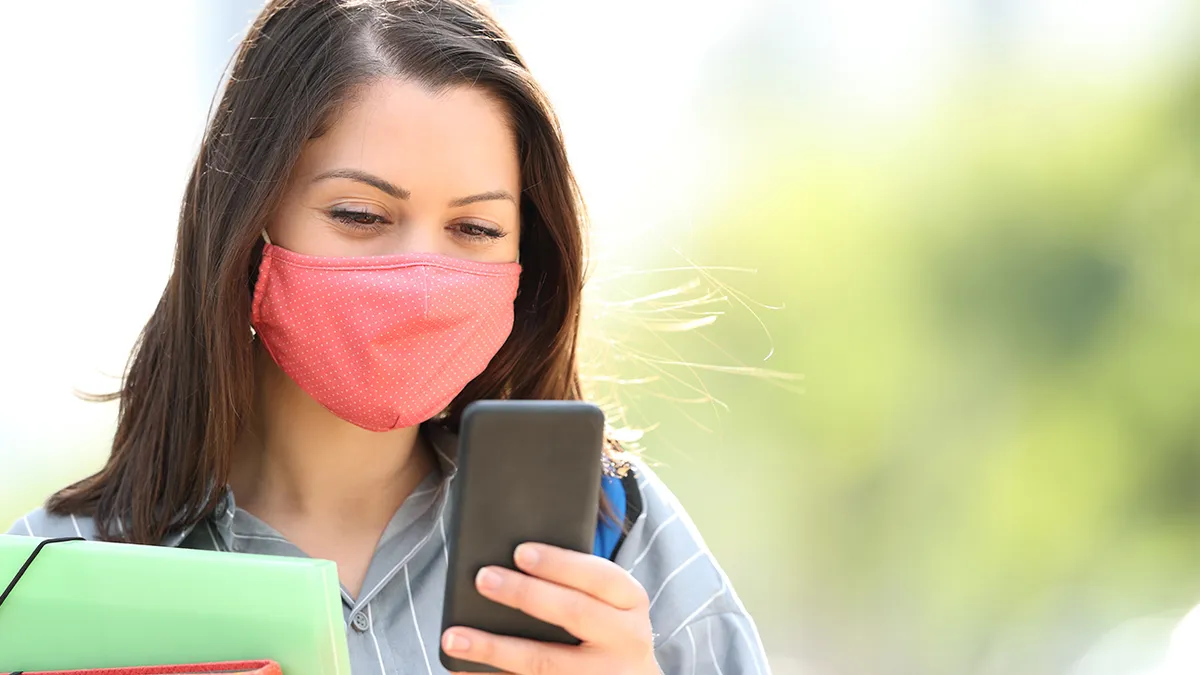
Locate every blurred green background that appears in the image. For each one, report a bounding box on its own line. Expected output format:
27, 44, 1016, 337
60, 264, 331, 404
3, 1, 1200, 673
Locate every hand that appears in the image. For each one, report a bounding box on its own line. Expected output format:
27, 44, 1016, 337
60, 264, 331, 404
442, 542, 660, 675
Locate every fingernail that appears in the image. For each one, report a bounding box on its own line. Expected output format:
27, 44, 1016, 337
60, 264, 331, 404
515, 544, 540, 568
477, 567, 503, 591
444, 631, 471, 653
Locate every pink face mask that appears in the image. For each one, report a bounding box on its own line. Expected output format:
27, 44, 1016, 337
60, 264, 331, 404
250, 236, 521, 432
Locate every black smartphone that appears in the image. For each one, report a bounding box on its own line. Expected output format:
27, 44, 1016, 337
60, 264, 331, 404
439, 399, 605, 673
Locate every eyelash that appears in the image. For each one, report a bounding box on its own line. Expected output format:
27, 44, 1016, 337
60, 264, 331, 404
328, 207, 387, 229
327, 208, 506, 242
454, 221, 506, 241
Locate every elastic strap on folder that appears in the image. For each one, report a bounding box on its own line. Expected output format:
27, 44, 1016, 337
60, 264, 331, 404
0, 536, 84, 611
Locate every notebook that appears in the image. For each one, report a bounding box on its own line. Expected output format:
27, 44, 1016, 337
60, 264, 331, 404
15, 659, 282, 674
0, 535, 351, 675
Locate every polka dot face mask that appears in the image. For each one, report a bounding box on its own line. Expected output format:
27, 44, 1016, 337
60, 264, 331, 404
251, 239, 521, 431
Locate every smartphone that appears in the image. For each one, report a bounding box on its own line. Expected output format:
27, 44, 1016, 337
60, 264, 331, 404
439, 400, 606, 673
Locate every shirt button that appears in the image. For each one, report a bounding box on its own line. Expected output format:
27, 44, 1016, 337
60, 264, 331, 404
351, 611, 370, 633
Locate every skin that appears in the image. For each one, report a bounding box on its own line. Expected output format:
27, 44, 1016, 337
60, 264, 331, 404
229, 79, 659, 675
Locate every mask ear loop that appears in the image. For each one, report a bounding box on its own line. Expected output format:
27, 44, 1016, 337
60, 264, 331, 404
250, 230, 272, 339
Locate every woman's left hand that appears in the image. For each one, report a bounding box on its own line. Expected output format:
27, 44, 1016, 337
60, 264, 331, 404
442, 542, 660, 675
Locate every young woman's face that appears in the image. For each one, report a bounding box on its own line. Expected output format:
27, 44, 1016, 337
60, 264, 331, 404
266, 79, 521, 263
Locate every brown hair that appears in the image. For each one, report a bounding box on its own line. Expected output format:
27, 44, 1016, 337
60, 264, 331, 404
48, 0, 602, 544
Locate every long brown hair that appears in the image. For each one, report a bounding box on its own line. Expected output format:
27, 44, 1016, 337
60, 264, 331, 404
48, 0, 597, 544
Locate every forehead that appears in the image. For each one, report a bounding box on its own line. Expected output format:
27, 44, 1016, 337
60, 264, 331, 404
294, 78, 520, 194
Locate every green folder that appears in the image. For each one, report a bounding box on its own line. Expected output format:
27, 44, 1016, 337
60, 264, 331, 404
0, 535, 352, 675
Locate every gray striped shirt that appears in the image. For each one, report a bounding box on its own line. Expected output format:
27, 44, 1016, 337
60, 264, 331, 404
8, 426, 770, 675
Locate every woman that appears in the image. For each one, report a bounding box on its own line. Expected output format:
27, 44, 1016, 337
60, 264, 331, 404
8, 1, 769, 673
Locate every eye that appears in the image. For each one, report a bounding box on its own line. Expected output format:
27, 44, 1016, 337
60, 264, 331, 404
451, 220, 506, 241
328, 207, 390, 230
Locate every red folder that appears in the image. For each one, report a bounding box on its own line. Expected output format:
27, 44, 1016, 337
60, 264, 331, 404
17, 660, 282, 675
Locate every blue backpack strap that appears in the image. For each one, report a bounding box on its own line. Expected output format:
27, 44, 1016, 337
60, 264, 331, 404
593, 473, 626, 560
592, 466, 645, 561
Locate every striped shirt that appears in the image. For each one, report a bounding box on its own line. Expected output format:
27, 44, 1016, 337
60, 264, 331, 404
7, 425, 770, 675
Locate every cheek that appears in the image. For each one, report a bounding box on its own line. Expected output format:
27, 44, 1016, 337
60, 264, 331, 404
264, 179, 332, 253
502, 229, 522, 262
265, 199, 359, 257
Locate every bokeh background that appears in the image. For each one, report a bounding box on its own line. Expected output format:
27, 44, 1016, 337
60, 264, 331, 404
2, 1, 1200, 673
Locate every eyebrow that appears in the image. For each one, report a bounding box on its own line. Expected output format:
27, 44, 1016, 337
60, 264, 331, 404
312, 168, 516, 207
448, 190, 516, 208
313, 169, 409, 199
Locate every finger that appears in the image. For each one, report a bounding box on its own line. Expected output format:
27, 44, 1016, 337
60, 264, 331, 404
475, 566, 629, 644
514, 542, 649, 610
443, 626, 583, 675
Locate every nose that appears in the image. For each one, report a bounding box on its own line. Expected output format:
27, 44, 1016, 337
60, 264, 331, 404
389, 218, 444, 256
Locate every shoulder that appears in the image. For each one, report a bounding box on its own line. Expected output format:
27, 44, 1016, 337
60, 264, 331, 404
7, 506, 206, 548
615, 458, 755, 644
6, 506, 98, 540
616, 458, 771, 673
